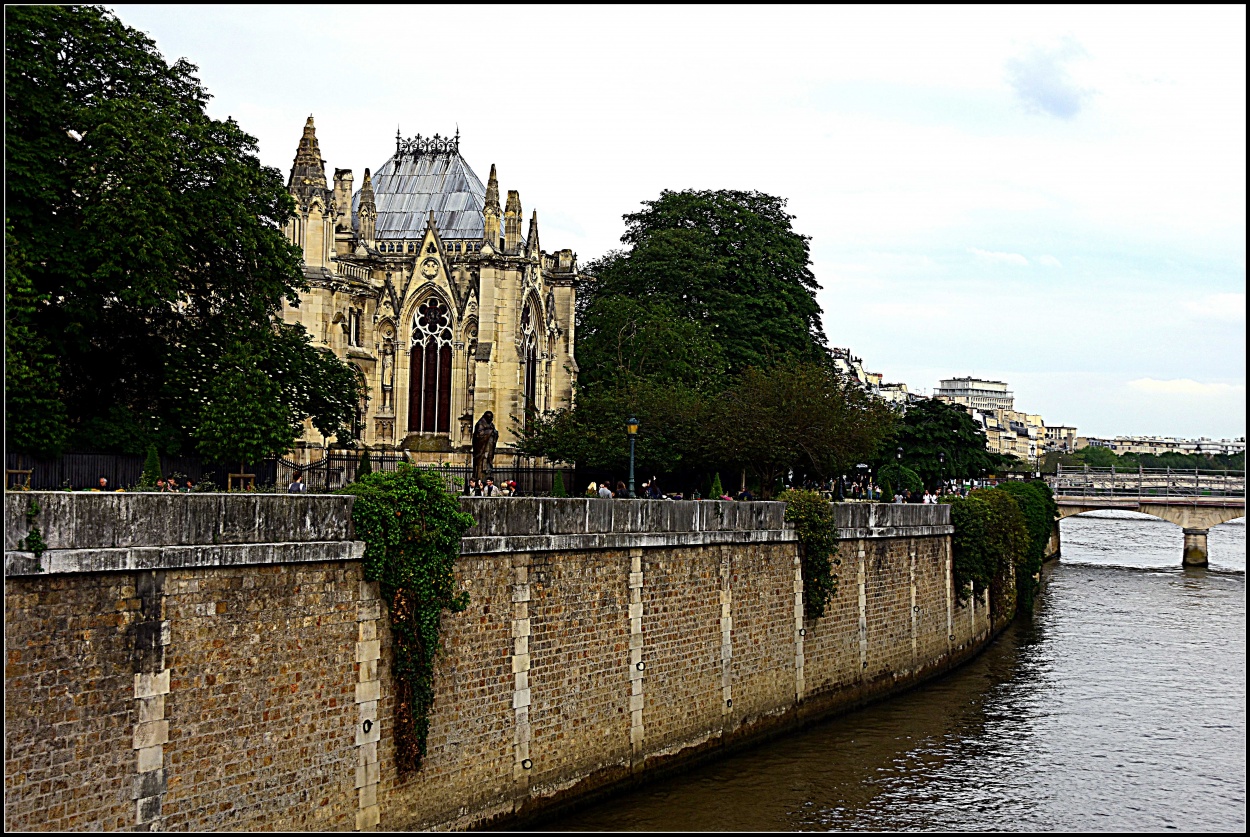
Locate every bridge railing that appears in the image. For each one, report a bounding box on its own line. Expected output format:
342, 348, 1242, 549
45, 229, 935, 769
1048, 465, 1246, 501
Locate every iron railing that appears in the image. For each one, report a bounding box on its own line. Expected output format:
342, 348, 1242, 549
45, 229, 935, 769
1047, 465, 1246, 501
6, 450, 572, 496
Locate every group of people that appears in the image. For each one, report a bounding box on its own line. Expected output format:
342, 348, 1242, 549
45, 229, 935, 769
583, 480, 757, 502
466, 478, 518, 496
891, 486, 961, 504
93, 476, 196, 492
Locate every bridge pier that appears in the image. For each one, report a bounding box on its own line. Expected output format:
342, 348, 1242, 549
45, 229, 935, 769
1182, 529, 1209, 567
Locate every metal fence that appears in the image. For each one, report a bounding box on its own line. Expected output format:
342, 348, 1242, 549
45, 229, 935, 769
6, 450, 572, 496
1048, 465, 1246, 500
4, 452, 268, 491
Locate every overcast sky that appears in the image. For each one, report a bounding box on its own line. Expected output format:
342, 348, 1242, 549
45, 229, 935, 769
111, 4, 1246, 440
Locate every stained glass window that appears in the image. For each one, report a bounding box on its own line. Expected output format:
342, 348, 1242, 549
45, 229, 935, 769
408, 297, 453, 434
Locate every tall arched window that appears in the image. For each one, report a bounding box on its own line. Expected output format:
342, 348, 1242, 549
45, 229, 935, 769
409, 297, 453, 434
520, 303, 539, 425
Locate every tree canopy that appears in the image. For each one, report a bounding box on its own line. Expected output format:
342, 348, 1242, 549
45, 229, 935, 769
582, 189, 830, 375
519, 188, 898, 494
885, 398, 1001, 485
5, 5, 360, 460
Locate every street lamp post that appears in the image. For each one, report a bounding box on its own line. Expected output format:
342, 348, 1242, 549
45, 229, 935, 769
626, 417, 639, 498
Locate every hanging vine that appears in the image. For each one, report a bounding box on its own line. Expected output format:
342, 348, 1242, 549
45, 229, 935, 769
337, 464, 473, 773
781, 489, 840, 618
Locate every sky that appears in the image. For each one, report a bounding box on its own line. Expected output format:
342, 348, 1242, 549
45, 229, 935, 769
111, 4, 1246, 440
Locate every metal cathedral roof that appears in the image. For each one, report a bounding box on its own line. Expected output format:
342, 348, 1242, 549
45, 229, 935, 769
353, 145, 486, 240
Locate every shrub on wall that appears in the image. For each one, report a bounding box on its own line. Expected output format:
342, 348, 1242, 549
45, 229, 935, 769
781, 489, 839, 618
993, 480, 1057, 611
337, 464, 474, 773
942, 488, 1028, 617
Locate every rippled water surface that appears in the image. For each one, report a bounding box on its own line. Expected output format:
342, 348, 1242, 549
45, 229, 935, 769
545, 512, 1246, 832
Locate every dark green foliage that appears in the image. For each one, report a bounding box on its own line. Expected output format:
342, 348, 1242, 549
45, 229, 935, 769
5, 6, 361, 457
943, 489, 1030, 618
139, 444, 162, 488
875, 462, 922, 501
887, 398, 998, 484
994, 480, 1058, 610
337, 465, 473, 773
713, 360, 898, 498
585, 190, 829, 376
5, 223, 70, 457
710, 472, 725, 499
781, 489, 840, 618
18, 499, 48, 570
358, 448, 373, 478
551, 470, 567, 498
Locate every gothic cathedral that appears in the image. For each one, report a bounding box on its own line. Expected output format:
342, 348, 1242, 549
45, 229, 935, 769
280, 117, 579, 464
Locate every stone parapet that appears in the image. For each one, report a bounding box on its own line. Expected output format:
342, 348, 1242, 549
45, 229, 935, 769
458, 498, 794, 555
831, 502, 953, 539
4, 492, 361, 577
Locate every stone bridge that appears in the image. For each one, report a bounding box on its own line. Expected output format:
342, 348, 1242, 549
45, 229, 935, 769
1047, 466, 1245, 565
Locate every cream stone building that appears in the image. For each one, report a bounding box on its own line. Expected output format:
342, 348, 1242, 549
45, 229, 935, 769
280, 117, 580, 462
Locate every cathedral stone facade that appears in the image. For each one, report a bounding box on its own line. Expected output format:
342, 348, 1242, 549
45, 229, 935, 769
280, 117, 579, 462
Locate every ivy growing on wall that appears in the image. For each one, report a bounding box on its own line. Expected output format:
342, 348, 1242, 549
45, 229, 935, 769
18, 498, 47, 571
942, 488, 1029, 618
337, 464, 474, 773
781, 489, 840, 618
993, 480, 1058, 611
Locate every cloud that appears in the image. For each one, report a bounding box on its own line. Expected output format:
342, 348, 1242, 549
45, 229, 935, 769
1181, 293, 1246, 322
1127, 378, 1246, 397
1006, 39, 1090, 119
1037, 254, 1063, 268
968, 247, 1029, 266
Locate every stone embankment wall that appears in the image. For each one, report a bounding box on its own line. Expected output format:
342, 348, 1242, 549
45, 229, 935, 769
4, 493, 995, 831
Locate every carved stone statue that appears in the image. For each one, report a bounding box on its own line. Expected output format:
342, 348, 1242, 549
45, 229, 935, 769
472, 411, 499, 482
379, 342, 394, 409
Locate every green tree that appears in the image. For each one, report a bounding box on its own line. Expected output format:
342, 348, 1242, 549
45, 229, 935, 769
139, 443, 162, 488
875, 462, 922, 501
358, 447, 373, 478
4, 222, 69, 457
709, 472, 725, 499
715, 360, 897, 497
582, 189, 829, 376
4, 6, 360, 457
888, 398, 997, 485
551, 470, 567, 497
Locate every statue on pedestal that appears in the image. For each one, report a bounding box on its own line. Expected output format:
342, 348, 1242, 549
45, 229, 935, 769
472, 411, 498, 482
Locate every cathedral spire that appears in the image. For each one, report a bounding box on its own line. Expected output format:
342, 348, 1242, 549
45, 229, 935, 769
288, 115, 328, 205
358, 167, 376, 243
483, 163, 501, 246
527, 210, 540, 257
504, 190, 522, 254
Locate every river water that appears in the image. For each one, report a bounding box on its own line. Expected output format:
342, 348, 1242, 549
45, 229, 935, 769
546, 511, 1246, 832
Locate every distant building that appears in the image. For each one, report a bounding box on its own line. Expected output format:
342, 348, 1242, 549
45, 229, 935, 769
1076, 435, 1246, 457
935, 377, 1014, 412
1044, 425, 1079, 453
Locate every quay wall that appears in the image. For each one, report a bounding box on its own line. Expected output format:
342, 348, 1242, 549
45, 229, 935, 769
4, 494, 997, 831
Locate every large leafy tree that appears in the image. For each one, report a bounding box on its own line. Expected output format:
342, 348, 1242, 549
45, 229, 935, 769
5, 5, 360, 459
714, 359, 897, 497
583, 189, 830, 376
522, 189, 855, 489
886, 398, 999, 486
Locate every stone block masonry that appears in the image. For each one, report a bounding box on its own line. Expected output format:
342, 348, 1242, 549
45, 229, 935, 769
4, 494, 999, 832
